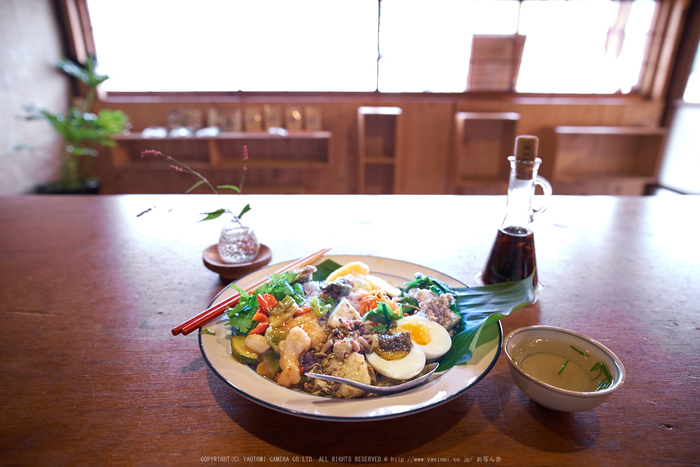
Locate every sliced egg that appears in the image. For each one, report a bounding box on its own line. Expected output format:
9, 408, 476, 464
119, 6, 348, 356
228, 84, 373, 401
366, 345, 426, 380
396, 315, 452, 360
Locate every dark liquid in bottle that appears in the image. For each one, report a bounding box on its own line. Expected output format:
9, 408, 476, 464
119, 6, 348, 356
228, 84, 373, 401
482, 226, 538, 287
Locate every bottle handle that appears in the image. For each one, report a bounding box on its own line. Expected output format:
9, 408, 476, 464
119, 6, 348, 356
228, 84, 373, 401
533, 175, 552, 217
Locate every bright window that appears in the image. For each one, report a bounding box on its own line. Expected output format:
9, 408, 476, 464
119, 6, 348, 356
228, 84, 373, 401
86, 0, 658, 94
683, 43, 700, 103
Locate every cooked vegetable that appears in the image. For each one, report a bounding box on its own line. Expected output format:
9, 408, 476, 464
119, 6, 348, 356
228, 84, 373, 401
245, 334, 270, 354
268, 296, 298, 328
256, 350, 281, 380
264, 327, 288, 353
309, 296, 331, 316
256, 293, 277, 314
231, 335, 257, 364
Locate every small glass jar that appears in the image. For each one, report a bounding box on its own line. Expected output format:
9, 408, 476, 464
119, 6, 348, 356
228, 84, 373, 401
218, 218, 260, 264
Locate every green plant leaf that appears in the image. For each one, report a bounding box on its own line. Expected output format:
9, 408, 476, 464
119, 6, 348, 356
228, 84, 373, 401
217, 184, 241, 193
436, 275, 536, 372
57, 56, 109, 87
186, 180, 206, 194
237, 203, 251, 219
199, 208, 227, 221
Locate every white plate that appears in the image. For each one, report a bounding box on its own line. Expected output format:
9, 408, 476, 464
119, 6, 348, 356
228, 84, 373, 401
199, 255, 502, 421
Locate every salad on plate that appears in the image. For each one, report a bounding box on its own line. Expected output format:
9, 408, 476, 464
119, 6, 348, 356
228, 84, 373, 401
216, 258, 535, 399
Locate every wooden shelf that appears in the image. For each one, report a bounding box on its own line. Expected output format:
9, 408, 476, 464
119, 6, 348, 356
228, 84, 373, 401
358, 107, 402, 194
105, 131, 332, 194
113, 131, 332, 168
450, 112, 520, 193
552, 126, 668, 195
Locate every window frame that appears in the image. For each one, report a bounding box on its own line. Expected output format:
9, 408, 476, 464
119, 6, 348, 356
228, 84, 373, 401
57, 0, 690, 103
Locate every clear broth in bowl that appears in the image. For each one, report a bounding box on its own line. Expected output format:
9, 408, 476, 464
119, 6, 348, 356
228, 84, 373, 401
510, 338, 599, 392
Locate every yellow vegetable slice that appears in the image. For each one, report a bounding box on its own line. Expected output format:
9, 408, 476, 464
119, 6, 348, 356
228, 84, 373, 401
326, 261, 370, 282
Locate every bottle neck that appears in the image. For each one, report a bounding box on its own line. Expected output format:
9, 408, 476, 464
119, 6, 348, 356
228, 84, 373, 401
500, 156, 541, 234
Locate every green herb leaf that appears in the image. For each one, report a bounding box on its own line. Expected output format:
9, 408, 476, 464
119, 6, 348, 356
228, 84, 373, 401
312, 259, 343, 281
590, 362, 613, 391
199, 208, 227, 222
226, 284, 259, 335
199, 328, 216, 336
436, 274, 536, 372
255, 271, 304, 303
570, 345, 587, 356
362, 302, 402, 333
559, 360, 569, 374
403, 273, 453, 296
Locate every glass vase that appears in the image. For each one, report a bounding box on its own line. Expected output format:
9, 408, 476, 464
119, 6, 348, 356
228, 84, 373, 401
218, 218, 260, 264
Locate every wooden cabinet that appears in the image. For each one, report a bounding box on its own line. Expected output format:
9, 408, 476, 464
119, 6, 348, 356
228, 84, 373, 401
106, 131, 332, 194
357, 106, 402, 194
450, 112, 520, 194
551, 126, 668, 195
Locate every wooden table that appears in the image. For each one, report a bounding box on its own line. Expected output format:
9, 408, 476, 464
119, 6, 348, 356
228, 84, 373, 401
1, 194, 698, 466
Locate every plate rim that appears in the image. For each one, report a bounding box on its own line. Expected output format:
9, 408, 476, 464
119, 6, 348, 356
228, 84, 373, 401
198, 254, 503, 422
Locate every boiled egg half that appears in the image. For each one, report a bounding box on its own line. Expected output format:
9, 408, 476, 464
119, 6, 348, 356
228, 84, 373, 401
366, 345, 426, 381
396, 315, 452, 360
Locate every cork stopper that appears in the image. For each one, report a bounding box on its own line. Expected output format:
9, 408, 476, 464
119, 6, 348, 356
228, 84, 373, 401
514, 135, 539, 179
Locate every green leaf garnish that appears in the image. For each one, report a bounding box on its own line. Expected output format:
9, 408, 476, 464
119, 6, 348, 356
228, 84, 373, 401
199, 328, 216, 336
362, 302, 402, 333
570, 345, 586, 356
436, 274, 536, 371
255, 271, 304, 303
403, 273, 453, 297
312, 259, 343, 281
559, 360, 569, 374
590, 362, 613, 391
226, 284, 259, 334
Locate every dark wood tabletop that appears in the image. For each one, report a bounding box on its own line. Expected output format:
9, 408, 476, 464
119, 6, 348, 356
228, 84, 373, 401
1, 194, 698, 466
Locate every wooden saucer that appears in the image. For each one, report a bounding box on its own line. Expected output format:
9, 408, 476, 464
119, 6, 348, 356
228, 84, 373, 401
202, 244, 272, 280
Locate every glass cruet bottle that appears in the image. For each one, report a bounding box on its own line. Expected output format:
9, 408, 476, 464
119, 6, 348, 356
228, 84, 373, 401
480, 135, 552, 289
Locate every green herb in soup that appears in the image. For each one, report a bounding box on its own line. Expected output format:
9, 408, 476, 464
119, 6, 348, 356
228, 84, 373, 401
511, 338, 613, 392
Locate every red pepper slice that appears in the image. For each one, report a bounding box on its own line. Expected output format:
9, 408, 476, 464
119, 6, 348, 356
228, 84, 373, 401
295, 306, 313, 316
249, 311, 269, 334
262, 293, 277, 308
256, 293, 277, 315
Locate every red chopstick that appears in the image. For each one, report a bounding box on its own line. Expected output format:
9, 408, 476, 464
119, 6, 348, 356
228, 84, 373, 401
171, 247, 331, 336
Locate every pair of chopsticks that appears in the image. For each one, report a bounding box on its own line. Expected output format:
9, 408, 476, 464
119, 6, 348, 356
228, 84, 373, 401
171, 247, 331, 336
